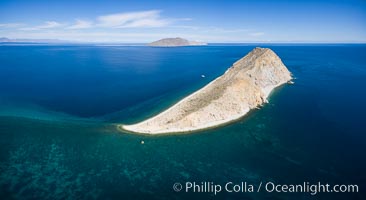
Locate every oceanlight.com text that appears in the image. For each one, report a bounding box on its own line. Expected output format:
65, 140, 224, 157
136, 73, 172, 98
172, 181, 359, 195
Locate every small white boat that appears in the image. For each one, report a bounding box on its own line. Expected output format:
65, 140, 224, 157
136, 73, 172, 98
201, 74, 205, 78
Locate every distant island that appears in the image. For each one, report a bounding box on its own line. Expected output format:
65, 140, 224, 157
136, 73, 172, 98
120, 47, 292, 134
148, 37, 207, 47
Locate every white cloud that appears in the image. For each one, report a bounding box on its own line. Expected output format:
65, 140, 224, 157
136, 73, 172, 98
38, 21, 63, 29
67, 19, 93, 29
4, 10, 188, 33
19, 21, 64, 31
2, 10, 268, 42
97, 10, 170, 28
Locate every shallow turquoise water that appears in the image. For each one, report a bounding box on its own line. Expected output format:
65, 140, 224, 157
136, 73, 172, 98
0, 44, 365, 199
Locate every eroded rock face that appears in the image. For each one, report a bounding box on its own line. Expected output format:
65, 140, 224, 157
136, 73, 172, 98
148, 37, 207, 47
122, 47, 292, 134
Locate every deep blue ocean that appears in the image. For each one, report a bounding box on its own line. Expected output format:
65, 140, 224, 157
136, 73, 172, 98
0, 44, 365, 199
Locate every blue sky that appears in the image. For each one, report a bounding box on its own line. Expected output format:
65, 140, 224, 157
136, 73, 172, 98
0, 0, 365, 43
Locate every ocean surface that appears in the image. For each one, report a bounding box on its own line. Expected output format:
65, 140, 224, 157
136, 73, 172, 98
0, 44, 365, 199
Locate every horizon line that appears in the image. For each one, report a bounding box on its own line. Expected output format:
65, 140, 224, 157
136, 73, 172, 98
1, 41, 366, 45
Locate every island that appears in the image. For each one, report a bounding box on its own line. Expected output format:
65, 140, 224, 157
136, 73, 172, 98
120, 47, 292, 134
148, 37, 207, 47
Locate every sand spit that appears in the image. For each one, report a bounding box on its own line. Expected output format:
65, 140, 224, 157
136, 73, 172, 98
121, 47, 292, 134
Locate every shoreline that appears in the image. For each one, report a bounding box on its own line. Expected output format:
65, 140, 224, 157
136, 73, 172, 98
120, 79, 291, 135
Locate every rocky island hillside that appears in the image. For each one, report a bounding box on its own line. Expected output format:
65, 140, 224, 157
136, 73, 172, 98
148, 37, 207, 47
121, 47, 292, 134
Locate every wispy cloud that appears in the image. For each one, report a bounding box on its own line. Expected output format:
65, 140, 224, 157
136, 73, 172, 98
67, 19, 93, 29
97, 10, 170, 28
19, 21, 64, 31
37, 21, 63, 29
1, 10, 267, 42
0, 23, 23, 28
14, 10, 182, 31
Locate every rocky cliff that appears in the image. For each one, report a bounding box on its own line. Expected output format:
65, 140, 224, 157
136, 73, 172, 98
121, 47, 292, 134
